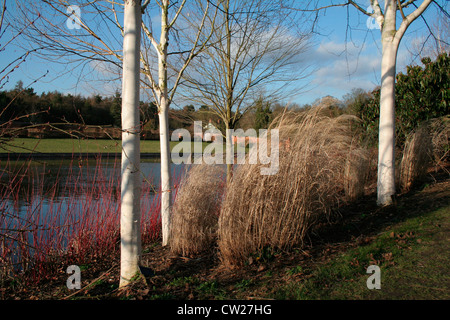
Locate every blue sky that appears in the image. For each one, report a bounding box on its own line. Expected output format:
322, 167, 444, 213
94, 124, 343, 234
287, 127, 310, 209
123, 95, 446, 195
295, 0, 448, 105
1, 0, 447, 107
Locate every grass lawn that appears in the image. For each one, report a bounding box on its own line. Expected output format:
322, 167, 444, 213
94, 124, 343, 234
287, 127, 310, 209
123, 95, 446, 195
0, 138, 212, 154
273, 204, 450, 300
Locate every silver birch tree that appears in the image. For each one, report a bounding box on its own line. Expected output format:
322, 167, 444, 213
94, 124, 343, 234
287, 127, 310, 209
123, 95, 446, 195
20, 0, 217, 245
140, 0, 216, 246
119, 0, 142, 287
288, 0, 436, 206
15, 0, 216, 279
354, 0, 433, 206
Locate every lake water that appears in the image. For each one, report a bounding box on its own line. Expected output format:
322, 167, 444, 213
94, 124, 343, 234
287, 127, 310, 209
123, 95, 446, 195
0, 156, 188, 274
1, 157, 187, 212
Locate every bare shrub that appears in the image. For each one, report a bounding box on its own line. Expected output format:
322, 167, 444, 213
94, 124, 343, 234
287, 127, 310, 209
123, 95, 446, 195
170, 164, 226, 256
399, 124, 433, 193
217, 107, 365, 267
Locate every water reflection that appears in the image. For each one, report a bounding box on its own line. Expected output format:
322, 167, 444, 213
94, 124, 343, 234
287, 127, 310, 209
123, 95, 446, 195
0, 156, 187, 275
0, 157, 187, 214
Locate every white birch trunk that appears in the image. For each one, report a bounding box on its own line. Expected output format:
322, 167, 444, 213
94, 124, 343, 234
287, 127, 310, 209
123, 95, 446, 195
159, 0, 172, 246
376, 0, 398, 206
225, 122, 233, 183
373, 0, 432, 206
159, 104, 171, 246
120, 0, 142, 287
377, 42, 398, 206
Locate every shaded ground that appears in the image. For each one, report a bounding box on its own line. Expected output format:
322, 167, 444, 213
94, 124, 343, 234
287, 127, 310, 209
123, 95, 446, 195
1, 168, 449, 300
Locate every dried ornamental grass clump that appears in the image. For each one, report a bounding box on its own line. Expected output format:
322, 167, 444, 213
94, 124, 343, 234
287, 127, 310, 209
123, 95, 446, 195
170, 164, 226, 257
430, 116, 449, 167
217, 107, 366, 267
344, 147, 371, 201
399, 124, 433, 193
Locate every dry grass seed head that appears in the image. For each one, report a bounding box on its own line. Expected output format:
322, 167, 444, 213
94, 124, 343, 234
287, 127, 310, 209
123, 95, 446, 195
170, 164, 226, 257
399, 124, 433, 193
218, 107, 365, 267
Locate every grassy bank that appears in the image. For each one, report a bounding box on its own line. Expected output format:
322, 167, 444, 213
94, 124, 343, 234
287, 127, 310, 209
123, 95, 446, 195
274, 200, 450, 300
2, 174, 448, 300
0, 138, 212, 154
146, 177, 450, 300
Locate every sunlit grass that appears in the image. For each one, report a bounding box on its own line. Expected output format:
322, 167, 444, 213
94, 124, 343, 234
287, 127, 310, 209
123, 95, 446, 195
272, 204, 450, 300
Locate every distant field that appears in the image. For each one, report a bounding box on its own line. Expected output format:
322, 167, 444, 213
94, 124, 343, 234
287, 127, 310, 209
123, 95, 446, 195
0, 138, 212, 154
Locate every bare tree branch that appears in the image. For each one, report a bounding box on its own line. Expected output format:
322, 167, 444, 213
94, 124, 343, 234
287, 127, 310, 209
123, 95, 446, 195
181, 0, 311, 141
395, 0, 433, 45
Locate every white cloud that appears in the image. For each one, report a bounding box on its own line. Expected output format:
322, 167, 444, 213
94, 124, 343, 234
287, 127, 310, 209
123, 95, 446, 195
297, 39, 382, 102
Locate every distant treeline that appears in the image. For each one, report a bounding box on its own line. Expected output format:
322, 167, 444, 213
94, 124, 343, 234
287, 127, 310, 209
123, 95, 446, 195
1, 53, 447, 143
0, 83, 157, 129
0, 82, 278, 138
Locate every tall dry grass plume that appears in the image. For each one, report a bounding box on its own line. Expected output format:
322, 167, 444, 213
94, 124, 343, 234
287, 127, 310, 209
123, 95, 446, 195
217, 107, 369, 267
430, 116, 450, 168
344, 147, 371, 201
170, 164, 226, 256
399, 124, 433, 193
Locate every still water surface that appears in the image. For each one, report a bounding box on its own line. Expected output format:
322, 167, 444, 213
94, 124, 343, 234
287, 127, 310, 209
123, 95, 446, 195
0, 156, 188, 270
1, 157, 187, 216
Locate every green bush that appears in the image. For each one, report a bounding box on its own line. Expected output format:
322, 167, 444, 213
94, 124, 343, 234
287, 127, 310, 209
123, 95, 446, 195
354, 52, 449, 149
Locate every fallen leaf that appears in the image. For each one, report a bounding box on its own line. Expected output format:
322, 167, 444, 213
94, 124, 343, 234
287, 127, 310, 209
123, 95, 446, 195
139, 288, 149, 296
382, 252, 393, 261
